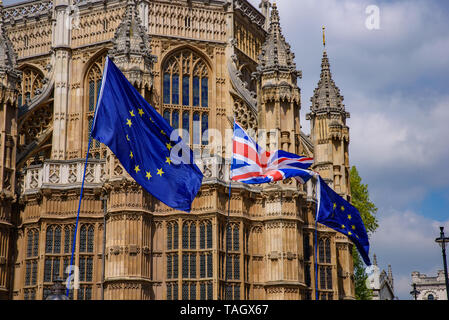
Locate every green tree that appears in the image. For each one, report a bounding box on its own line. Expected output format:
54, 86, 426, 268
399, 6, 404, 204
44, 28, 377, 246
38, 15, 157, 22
349, 166, 378, 300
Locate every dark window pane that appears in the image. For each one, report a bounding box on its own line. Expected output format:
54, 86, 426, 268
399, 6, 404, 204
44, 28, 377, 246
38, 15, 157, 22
64, 227, 72, 254
182, 111, 190, 141
33, 231, 39, 257
207, 223, 212, 249
173, 254, 178, 279
182, 76, 190, 106
200, 224, 205, 249
325, 239, 331, 263
207, 283, 213, 300
193, 76, 200, 106
182, 283, 189, 300
89, 81, 95, 111
96, 79, 102, 103
201, 78, 208, 107
163, 73, 170, 104
45, 227, 53, 254
320, 267, 326, 289
173, 283, 178, 300
226, 255, 232, 280
182, 254, 188, 278
190, 224, 196, 249
319, 239, 324, 263
172, 75, 179, 105
234, 257, 240, 280
305, 265, 311, 286
200, 254, 205, 278
86, 258, 93, 282
173, 223, 178, 250
200, 283, 206, 300
303, 233, 310, 260
327, 267, 333, 289
79, 258, 86, 282
167, 255, 172, 279
54, 227, 61, 253
25, 262, 31, 286
32, 261, 37, 285
233, 227, 239, 251
18, 95, 22, 108
190, 254, 196, 278
44, 259, 52, 282
80, 226, 87, 253
234, 284, 240, 300
163, 110, 171, 124
167, 224, 172, 250
201, 113, 208, 145
167, 284, 172, 300
190, 283, 196, 300
226, 226, 231, 251
207, 254, 213, 278
172, 110, 179, 129
27, 232, 33, 258
182, 224, 188, 249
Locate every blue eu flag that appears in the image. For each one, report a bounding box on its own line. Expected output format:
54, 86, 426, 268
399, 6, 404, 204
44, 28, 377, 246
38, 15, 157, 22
317, 176, 371, 266
91, 57, 203, 212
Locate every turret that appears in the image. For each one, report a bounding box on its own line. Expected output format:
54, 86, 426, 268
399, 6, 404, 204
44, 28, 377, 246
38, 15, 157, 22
255, 2, 302, 155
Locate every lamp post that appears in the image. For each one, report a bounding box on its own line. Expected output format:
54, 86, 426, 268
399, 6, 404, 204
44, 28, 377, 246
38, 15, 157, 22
410, 283, 420, 300
435, 226, 449, 300
45, 277, 69, 300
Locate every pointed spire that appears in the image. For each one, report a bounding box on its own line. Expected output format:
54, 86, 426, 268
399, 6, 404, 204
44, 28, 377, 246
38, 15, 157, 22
110, 0, 156, 66
257, 1, 298, 75
0, 0, 19, 77
309, 44, 345, 113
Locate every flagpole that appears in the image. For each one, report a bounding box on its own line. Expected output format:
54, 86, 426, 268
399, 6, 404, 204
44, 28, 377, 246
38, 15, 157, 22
66, 133, 94, 297
66, 60, 107, 298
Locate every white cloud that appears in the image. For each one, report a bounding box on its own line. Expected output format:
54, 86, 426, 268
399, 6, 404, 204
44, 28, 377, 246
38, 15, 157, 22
371, 209, 449, 299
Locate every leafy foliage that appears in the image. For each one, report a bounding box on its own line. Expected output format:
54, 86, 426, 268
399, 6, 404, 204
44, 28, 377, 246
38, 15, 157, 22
350, 166, 378, 300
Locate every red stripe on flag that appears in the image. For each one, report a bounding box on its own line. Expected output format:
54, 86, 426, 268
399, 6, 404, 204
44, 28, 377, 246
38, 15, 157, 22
233, 140, 266, 168
232, 171, 262, 181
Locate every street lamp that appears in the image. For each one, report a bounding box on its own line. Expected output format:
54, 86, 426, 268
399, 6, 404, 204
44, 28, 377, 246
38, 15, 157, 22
410, 283, 420, 300
435, 226, 449, 300
45, 277, 69, 300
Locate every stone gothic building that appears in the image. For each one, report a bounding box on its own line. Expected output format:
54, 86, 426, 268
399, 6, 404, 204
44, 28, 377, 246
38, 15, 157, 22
0, 0, 355, 300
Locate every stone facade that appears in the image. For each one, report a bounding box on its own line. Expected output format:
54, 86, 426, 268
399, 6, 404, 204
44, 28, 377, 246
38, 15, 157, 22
0, 0, 355, 300
411, 271, 448, 300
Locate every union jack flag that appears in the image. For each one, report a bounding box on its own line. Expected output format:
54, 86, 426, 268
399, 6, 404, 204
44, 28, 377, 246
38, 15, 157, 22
231, 121, 315, 184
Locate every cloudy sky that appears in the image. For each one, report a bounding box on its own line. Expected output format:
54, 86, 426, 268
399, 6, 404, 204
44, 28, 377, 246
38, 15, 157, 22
4, 0, 449, 300
245, 0, 449, 300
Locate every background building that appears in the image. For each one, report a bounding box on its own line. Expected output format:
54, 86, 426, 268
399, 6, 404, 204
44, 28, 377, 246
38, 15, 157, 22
370, 255, 395, 300
411, 271, 448, 300
0, 0, 356, 300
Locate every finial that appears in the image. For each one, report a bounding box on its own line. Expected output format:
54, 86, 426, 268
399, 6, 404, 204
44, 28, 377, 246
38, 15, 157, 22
322, 26, 326, 48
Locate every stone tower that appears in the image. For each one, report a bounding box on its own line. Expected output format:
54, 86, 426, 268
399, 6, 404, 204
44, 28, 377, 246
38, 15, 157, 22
256, 2, 302, 155
0, 0, 21, 300
306, 43, 355, 299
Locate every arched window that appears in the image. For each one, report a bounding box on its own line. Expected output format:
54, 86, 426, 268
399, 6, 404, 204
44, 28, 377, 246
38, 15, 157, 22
162, 50, 209, 148
325, 239, 331, 263
25, 229, 39, 294
427, 294, 434, 300
18, 67, 44, 107
85, 53, 107, 159
318, 239, 325, 263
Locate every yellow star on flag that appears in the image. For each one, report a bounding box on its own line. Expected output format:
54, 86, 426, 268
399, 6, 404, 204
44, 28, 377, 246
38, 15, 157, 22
138, 108, 145, 117
166, 143, 172, 151
126, 119, 132, 127
348, 231, 352, 236
166, 157, 172, 165
134, 165, 140, 173
333, 203, 337, 210
347, 214, 352, 220
341, 225, 345, 229
130, 110, 135, 117
352, 225, 356, 230
341, 206, 345, 212
161, 130, 167, 136
146, 171, 152, 180
126, 135, 130, 141
130, 151, 134, 159
157, 168, 164, 176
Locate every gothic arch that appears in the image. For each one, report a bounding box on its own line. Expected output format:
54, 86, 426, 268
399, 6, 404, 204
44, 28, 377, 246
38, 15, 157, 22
83, 51, 107, 159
